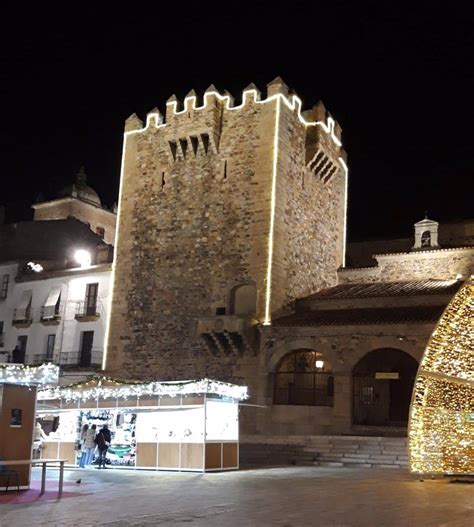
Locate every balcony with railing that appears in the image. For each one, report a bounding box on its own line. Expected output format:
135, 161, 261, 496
32, 353, 54, 365
75, 300, 102, 321
40, 305, 62, 325
12, 307, 33, 327
59, 348, 103, 368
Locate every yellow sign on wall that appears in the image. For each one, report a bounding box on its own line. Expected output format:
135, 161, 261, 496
375, 372, 399, 380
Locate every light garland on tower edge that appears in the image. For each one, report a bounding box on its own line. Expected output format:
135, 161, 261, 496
409, 277, 474, 474
38, 377, 249, 403
0, 363, 60, 386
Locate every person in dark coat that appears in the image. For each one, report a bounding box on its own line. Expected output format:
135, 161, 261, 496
96, 424, 111, 469
12, 345, 25, 364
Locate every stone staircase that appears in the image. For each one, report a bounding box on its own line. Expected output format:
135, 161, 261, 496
240, 435, 408, 469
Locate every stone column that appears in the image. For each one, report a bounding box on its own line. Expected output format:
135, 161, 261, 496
332, 372, 352, 433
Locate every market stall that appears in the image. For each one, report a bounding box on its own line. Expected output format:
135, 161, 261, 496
37, 377, 248, 472
0, 363, 59, 491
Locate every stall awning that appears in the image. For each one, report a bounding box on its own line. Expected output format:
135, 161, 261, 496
16, 290, 32, 320
42, 286, 61, 319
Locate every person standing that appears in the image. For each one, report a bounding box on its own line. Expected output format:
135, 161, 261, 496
82, 424, 97, 467
78, 424, 89, 468
12, 345, 24, 364
96, 424, 111, 469
33, 421, 47, 459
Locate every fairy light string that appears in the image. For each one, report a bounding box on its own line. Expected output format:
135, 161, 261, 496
0, 363, 59, 386
38, 377, 249, 403
409, 277, 474, 474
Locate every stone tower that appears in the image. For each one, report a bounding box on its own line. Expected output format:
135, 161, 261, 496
105, 78, 347, 382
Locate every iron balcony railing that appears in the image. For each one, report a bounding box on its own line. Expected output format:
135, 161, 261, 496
75, 300, 103, 318
59, 349, 103, 368
33, 353, 54, 365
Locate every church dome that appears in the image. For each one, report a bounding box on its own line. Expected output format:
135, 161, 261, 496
56, 167, 102, 206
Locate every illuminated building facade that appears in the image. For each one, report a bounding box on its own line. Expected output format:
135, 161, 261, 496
0, 171, 115, 383
102, 79, 473, 465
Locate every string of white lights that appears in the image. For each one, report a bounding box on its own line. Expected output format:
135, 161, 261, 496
38, 377, 249, 403
0, 363, 60, 386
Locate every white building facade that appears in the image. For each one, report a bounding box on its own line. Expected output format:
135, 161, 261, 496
0, 262, 111, 382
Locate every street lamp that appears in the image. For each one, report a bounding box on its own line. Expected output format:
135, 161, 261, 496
75, 249, 91, 269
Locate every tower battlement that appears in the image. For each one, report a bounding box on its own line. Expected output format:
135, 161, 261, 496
125, 78, 343, 150
106, 77, 348, 380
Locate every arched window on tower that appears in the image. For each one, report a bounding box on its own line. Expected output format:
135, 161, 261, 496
421, 230, 431, 248
230, 284, 256, 316
274, 350, 334, 406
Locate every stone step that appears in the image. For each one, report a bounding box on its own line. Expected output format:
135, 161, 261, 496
315, 461, 344, 468
240, 436, 409, 469
342, 462, 372, 468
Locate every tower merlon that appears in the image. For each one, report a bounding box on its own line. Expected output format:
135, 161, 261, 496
267, 76, 289, 97
125, 113, 144, 133
146, 107, 164, 128
242, 83, 262, 103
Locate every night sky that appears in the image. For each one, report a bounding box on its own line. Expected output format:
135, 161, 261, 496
1, 3, 473, 240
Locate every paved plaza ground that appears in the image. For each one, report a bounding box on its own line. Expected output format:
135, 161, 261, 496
1, 465, 473, 526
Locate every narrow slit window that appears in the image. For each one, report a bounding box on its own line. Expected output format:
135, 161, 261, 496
190, 136, 199, 157
168, 141, 177, 161
179, 138, 188, 158
201, 133, 210, 154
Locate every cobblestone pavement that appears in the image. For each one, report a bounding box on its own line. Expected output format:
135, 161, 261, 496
1, 466, 473, 527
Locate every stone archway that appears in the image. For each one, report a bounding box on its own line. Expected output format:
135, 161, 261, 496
274, 349, 334, 407
352, 348, 418, 427
230, 284, 256, 316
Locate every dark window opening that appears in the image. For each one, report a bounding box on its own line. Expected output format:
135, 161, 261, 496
1, 274, 9, 299
46, 334, 55, 360
421, 230, 431, 247
215, 307, 226, 316
274, 350, 334, 406
85, 283, 99, 316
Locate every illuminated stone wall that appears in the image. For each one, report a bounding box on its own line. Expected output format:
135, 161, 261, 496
33, 199, 117, 246
339, 248, 474, 284
105, 80, 346, 382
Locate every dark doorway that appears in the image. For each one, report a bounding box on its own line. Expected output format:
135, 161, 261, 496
80, 331, 94, 367
16, 335, 27, 363
352, 348, 418, 427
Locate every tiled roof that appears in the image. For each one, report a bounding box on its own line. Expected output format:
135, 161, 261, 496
303, 279, 461, 300
273, 306, 446, 327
